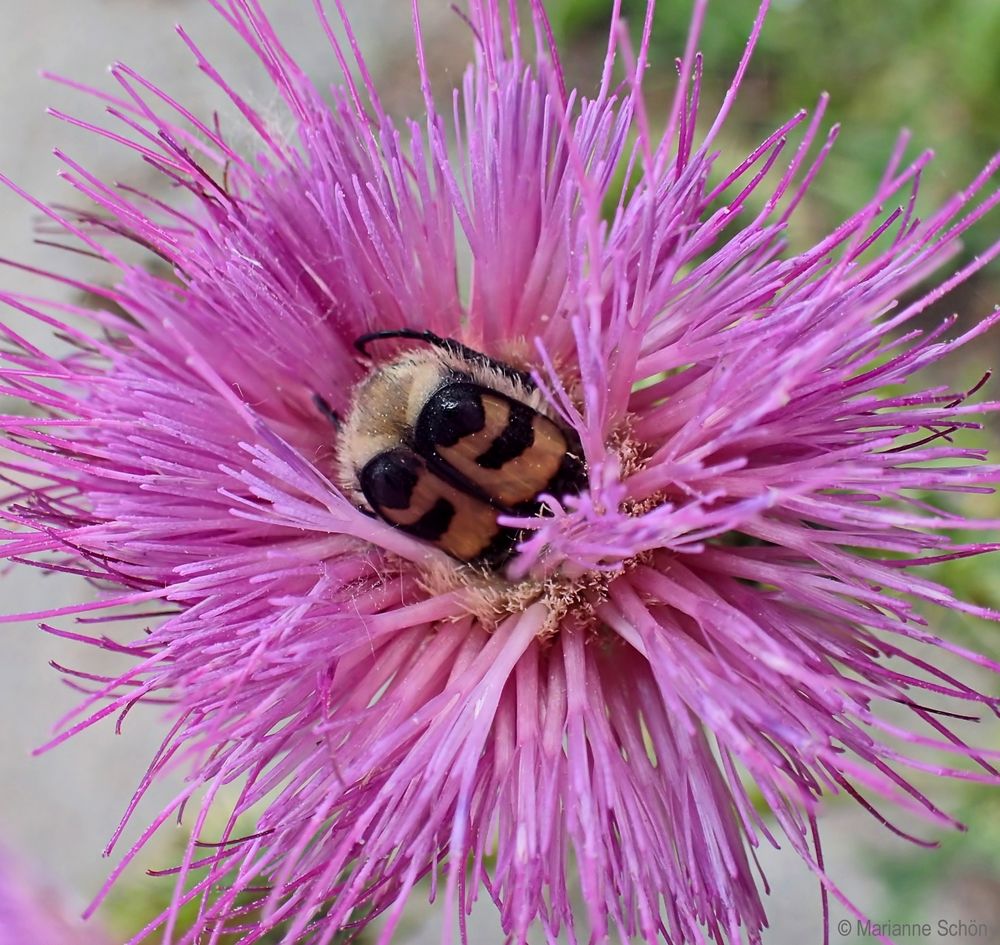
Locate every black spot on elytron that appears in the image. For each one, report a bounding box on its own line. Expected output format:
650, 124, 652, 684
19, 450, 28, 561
475, 399, 535, 469
476, 525, 522, 568
402, 497, 456, 541
546, 448, 588, 498
360, 448, 421, 510
416, 383, 486, 449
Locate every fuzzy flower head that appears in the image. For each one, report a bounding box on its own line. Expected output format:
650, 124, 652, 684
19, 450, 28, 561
0, 847, 111, 945
3, 1, 1000, 944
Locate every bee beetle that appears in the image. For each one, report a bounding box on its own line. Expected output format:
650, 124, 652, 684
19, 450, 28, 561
332, 329, 587, 567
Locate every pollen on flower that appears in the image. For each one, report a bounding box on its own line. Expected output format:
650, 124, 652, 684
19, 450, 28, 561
420, 530, 651, 636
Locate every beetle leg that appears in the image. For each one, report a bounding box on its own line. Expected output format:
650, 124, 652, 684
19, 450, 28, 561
312, 392, 342, 431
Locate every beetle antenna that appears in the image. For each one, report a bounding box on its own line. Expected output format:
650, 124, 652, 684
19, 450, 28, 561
354, 329, 453, 356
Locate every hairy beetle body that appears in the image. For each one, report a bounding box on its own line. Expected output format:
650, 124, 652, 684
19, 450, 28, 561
335, 333, 586, 566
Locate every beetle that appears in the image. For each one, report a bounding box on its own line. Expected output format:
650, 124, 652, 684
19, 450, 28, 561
332, 329, 586, 566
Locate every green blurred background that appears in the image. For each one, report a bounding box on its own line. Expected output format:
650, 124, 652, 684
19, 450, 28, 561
554, 0, 1000, 254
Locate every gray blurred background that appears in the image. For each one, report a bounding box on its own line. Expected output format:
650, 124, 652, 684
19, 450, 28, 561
1, 1, 999, 943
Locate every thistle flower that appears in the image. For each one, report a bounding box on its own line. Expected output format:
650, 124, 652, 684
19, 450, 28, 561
3, 1, 1000, 944
0, 846, 111, 945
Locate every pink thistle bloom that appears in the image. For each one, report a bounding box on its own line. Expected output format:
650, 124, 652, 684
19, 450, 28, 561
0, 846, 112, 945
3, 1, 1000, 944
